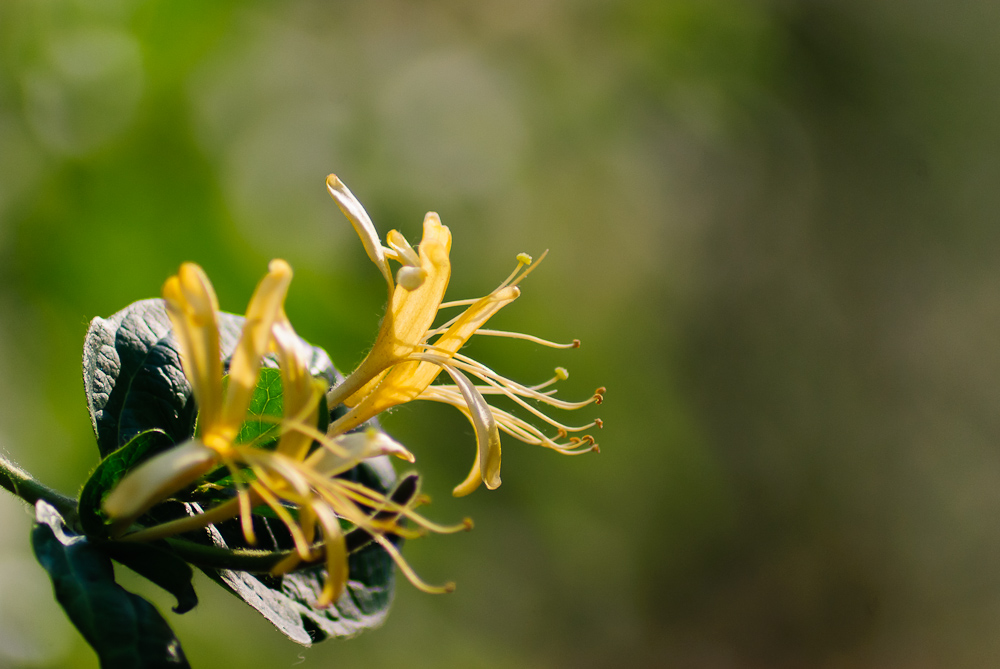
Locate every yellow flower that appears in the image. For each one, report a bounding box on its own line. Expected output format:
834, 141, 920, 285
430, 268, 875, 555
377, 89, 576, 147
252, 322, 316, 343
325, 175, 603, 497
103, 260, 464, 607
100, 173, 602, 608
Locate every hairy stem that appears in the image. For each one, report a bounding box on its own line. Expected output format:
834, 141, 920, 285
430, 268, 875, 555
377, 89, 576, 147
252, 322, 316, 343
0, 452, 78, 521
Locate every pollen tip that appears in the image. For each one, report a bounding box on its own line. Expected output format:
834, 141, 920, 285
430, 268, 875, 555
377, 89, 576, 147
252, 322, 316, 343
462, 517, 475, 531
516, 252, 533, 265
592, 444, 601, 454
572, 339, 581, 348
595, 418, 604, 429
555, 367, 569, 381
416, 493, 432, 506
443, 582, 457, 594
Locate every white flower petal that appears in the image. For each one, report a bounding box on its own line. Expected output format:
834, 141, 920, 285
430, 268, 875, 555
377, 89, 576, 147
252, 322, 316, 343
103, 440, 218, 534
326, 174, 393, 289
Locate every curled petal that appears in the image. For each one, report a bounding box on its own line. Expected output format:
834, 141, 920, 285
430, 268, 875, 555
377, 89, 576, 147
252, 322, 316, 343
306, 429, 415, 477
440, 365, 501, 494
326, 174, 393, 291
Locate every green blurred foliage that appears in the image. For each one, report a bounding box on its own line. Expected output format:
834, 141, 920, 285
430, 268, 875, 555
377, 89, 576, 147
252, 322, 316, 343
1, 0, 1000, 666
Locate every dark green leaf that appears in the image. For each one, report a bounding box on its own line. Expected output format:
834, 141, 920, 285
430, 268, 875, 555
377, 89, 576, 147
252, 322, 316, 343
78, 429, 176, 537
102, 542, 198, 614
188, 457, 400, 645
82, 298, 341, 457
32, 501, 190, 669
83, 300, 194, 457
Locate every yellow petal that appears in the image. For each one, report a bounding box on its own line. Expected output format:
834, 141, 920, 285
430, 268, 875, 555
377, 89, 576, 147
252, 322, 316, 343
163, 264, 223, 432
327, 213, 452, 410
271, 314, 320, 461
221, 260, 293, 437
440, 365, 501, 492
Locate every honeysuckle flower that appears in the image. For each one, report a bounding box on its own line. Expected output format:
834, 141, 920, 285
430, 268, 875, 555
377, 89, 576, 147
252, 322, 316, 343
103, 260, 466, 606
325, 175, 603, 497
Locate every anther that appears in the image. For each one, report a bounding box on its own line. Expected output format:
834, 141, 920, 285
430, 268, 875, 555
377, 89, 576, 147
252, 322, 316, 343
462, 518, 475, 531
555, 367, 569, 381
595, 418, 604, 429
517, 252, 533, 265
572, 339, 581, 348
397, 266, 427, 290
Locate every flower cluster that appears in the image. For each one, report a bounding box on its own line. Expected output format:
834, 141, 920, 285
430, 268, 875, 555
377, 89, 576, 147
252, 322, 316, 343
101, 175, 602, 607
324, 175, 603, 496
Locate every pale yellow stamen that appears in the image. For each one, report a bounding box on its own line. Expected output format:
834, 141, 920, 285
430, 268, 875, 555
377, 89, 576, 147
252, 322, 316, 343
453, 329, 580, 349
372, 533, 455, 595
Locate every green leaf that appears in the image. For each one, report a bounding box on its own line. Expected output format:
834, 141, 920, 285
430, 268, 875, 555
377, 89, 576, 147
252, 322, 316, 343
102, 542, 198, 614
77, 429, 199, 613
78, 429, 176, 537
82, 300, 194, 458
233, 367, 284, 448
32, 501, 190, 669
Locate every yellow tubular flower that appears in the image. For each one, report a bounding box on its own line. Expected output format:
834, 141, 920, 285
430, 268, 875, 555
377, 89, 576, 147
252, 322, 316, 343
323, 174, 603, 497
103, 259, 464, 607
103, 260, 293, 532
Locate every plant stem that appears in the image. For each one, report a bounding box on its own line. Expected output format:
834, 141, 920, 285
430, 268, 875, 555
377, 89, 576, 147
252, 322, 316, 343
0, 452, 78, 520
163, 521, 380, 573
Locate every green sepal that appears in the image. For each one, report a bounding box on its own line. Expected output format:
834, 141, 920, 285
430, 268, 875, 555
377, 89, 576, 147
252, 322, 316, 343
32, 501, 190, 669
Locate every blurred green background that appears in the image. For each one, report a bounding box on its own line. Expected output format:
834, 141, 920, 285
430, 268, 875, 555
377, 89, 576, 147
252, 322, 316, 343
1, 0, 999, 666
